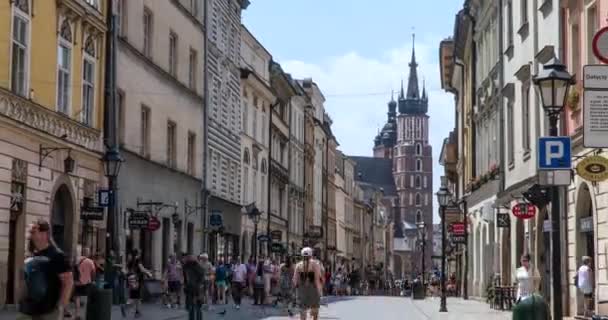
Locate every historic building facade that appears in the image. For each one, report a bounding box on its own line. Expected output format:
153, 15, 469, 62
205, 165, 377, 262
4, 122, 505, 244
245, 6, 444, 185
115, 0, 205, 274
239, 25, 271, 261
0, 0, 108, 304
204, 0, 249, 260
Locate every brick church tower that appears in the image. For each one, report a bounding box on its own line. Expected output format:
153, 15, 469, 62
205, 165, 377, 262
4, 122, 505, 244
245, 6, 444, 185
374, 35, 433, 274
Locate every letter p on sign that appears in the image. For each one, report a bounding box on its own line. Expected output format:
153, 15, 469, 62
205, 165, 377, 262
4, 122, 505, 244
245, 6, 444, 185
538, 137, 572, 170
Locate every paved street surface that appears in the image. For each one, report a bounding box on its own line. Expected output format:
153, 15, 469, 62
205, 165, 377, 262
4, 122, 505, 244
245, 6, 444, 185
0, 296, 511, 320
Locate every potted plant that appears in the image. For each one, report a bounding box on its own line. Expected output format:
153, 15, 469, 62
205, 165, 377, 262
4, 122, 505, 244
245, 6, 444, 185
481, 173, 489, 183
567, 88, 580, 112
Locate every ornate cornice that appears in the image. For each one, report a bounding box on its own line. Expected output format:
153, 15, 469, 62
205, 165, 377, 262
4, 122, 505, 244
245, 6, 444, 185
0, 88, 102, 151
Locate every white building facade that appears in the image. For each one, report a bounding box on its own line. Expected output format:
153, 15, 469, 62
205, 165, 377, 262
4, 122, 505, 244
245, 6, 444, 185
239, 25, 271, 261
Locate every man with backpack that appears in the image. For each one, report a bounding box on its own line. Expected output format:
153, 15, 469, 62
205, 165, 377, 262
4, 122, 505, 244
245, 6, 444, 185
71, 247, 96, 319
20, 219, 73, 320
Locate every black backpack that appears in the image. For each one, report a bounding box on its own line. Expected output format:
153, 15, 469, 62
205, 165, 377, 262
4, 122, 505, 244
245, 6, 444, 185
19, 256, 50, 315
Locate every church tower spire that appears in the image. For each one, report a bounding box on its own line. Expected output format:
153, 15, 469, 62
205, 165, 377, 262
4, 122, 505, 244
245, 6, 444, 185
406, 33, 420, 99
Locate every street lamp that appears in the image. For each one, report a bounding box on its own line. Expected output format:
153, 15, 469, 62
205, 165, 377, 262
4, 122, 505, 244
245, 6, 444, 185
416, 220, 426, 287
242, 203, 262, 262
533, 57, 574, 320
436, 176, 452, 313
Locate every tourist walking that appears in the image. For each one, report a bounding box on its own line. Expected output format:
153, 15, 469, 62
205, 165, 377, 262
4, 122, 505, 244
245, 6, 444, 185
19, 219, 74, 320
71, 247, 96, 319
163, 254, 183, 308
278, 256, 295, 311
577, 256, 594, 317
183, 254, 205, 320
231, 257, 248, 310
215, 258, 228, 307
121, 250, 152, 318
293, 247, 323, 320
198, 253, 213, 307
253, 260, 266, 305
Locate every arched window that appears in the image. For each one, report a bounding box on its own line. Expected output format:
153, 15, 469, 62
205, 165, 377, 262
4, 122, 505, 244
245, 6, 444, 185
416, 210, 422, 223
57, 18, 73, 115
416, 143, 422, 155
415, 175, 421, 188
416, 159, 422, 172
82, 36, 96, 126
415, 193, 421, 206
243, 148, 250, 165
261, 159, 267, 174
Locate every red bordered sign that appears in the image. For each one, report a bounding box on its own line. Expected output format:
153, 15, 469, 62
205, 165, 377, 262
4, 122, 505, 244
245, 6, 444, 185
593, 27, 608, 64
512, 203, 537, 220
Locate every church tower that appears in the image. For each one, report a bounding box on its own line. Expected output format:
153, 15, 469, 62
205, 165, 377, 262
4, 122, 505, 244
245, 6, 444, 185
391, 34, 433, 271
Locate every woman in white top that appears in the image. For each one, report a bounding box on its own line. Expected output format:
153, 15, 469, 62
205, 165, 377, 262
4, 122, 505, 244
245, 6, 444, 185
514, 253, 540, 301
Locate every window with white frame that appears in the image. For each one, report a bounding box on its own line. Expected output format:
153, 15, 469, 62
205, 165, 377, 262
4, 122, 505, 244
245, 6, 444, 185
82, 36, 96, 126
143, 8, 153, 57
415, 193, 421, 206
11, 5, 29, 97
169, 31, 178, 76
416, 158, 422, 172
57, 19, 72, 115
84, 0, 99, 10
189, 48, 197, 89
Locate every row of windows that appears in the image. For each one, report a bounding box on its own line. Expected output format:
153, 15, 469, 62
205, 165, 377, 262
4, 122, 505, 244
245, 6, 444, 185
10, 7, 100, 127
117, 93, 197, 176
242, 148, 267, 174
242, 165, 266, 209
395, 143, 424, 156
116, 1, 200, 91
395, 175, 428, 189
394, 158, 424, 172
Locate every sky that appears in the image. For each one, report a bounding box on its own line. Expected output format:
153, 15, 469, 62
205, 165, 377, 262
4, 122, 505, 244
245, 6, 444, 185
243, 0, 462, 222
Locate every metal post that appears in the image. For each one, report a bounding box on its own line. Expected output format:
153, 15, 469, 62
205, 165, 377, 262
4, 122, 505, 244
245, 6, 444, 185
549, 114, 563, 319
253, 220, 258, 263
440, 206, 447, 312
462, 199, 469, 300
421, 231, 425, 285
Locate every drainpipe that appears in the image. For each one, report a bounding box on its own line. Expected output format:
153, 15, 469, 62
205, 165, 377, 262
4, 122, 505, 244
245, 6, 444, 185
201, 0, 210, 254
287, 99, 292, 252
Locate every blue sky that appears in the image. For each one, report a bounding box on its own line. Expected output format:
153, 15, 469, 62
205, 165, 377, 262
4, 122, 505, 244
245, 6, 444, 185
243, 0, 462, 222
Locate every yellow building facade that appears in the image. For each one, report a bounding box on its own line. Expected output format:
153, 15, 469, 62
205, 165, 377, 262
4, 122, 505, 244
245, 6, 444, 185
0, 0, 107, 305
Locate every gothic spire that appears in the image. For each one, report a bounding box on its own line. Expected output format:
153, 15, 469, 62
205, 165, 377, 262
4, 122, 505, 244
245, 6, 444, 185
422, 77, 427, 100
399, 79, 405, 99
406, 33, 420, 99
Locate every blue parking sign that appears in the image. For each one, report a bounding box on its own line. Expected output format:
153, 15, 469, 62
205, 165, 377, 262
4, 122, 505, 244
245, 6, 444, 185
538, 137, 571, 170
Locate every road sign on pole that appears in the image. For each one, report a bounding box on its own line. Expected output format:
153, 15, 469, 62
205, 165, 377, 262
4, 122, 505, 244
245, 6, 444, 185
593, 27, 608, 64
583, 65, 608, 148
538, 137, 572, 170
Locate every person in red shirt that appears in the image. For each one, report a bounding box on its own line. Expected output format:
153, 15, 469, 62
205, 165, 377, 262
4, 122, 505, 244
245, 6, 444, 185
72, 247, 96, 319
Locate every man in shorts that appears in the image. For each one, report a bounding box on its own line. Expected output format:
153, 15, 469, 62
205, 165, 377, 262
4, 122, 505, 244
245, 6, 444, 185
72, 248, 96, 319
163, 254, 183, 308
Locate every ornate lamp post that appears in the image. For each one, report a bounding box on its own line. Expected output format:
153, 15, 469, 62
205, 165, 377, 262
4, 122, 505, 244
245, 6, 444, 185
533, 57, 574, 320
436, 176, 452, 313
242, 203, 262, 262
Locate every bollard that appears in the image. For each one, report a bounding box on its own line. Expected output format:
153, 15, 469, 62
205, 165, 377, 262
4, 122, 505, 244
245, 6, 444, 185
86, 287, 113, 320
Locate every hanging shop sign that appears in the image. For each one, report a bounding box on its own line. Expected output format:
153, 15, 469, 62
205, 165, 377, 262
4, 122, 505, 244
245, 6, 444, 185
497, 213, 510, 228
512, 203, 536, 220
80, 206, 104, 221
451, 223, 465, 236
577, 155, 608, 182
451, 235, 466, 244
305, 226, 323, 239
271, 243, 285, 253
128, 211, 150, 229
270, 230, 283, 241
209, 210, 223, 228
257, 234, 270, 242
147, 216, 161, 232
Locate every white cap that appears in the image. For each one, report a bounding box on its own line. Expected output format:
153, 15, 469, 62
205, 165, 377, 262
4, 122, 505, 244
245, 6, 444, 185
199, 253, 208, 259
301, 247, 313, 257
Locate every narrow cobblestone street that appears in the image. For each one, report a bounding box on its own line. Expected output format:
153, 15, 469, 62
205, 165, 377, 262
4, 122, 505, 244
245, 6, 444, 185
1, 296, 510, 320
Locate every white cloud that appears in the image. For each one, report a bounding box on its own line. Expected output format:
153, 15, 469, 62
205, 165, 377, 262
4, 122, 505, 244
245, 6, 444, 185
281, 35, 454, 222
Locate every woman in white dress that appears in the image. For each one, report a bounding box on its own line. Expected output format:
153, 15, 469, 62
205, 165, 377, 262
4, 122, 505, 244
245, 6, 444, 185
514, 253, 540, 301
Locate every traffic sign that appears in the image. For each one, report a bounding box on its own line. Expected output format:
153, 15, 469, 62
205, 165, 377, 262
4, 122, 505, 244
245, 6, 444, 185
583, 88, 608, 148
209, 210, 223, 227
512, 203, 536, 220
593, 27, 608, 64
257, 235, 270, 242
538, 137, 571, 170
98, 190, 111, 207
577, 155, 608, 182
147, 216, 161, 231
